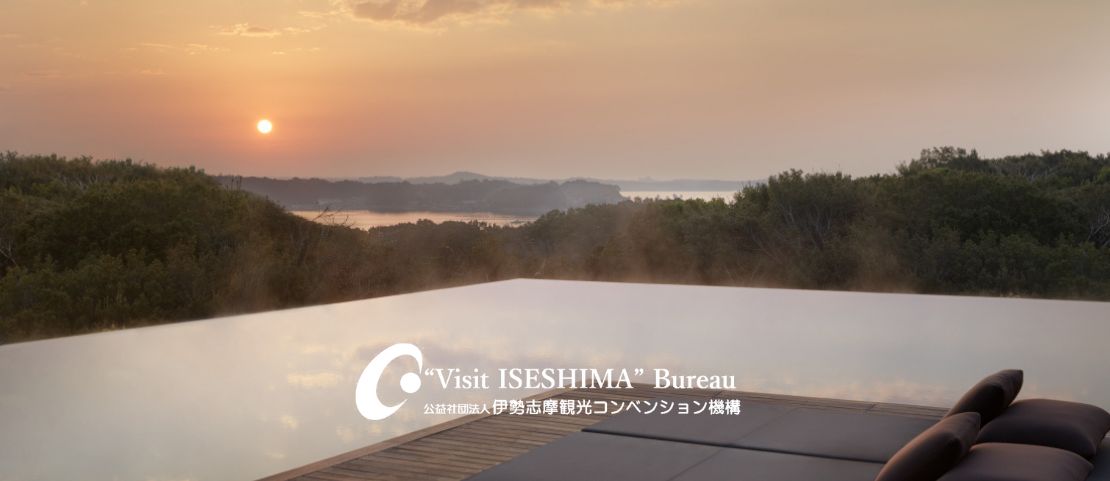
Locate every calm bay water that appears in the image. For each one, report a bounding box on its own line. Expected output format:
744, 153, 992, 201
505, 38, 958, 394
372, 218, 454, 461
294, 191, 738, 229
621, 190, 737, 200
1, 280, 1107, 481
292, 210, 535, 229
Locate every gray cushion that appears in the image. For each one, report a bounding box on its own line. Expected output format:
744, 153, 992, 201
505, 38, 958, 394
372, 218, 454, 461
671, 446, 883, 481
734, 408, 937, 462
588, 401, 934, 462
874, 412, 980, 481
584, 400, 795, 446
977, 398, 1110, 459
937, 442, 1092, 481
465, 432, 719, 481
946, 369, 1023, 423
1086, 438, 1110, 481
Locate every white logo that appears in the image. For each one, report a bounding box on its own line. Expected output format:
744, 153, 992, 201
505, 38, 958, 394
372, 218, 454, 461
355, 343, 423, 420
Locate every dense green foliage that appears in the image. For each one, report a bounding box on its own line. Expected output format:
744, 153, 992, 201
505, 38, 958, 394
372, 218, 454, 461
2, 148, 1108, 342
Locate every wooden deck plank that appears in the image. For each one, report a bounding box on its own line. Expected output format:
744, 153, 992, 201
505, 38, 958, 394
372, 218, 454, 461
260, 385, 945, 481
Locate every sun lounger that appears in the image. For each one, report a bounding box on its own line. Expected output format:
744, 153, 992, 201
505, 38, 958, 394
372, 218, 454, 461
728, 408, 937, 462
466, 370, 1110, 481
582, 399, 796, 446
670, 447, 884, 481
586, 404, 935, 462
465, 432, 719, 481
467, 431, 885, 481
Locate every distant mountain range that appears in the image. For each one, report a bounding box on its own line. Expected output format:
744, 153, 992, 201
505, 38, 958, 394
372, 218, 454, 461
216, 176, 626, 215
354, 171, 753, 192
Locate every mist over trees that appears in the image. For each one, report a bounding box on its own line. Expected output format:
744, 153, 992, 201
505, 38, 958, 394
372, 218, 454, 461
1, 148, 1108, 342
216, 175, 625, 215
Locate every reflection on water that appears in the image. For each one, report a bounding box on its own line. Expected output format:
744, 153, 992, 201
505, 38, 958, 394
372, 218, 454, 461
1, 280, 1107, 480
292, 192, 737, 229
291, 210, 536, 229
622, 190, 737, 201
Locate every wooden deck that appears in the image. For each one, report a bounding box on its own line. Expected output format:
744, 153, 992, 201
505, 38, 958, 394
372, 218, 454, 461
260, 384, 946, 481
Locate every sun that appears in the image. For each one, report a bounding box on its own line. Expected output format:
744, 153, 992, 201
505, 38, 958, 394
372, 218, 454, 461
256, 119, 273, 134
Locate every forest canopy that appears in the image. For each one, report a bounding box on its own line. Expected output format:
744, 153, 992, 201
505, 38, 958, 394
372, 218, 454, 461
1, 148, 1108, 343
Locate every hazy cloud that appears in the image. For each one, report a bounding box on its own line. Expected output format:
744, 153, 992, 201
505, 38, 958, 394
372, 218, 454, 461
138, 42, 228, 55
272, 47, 323, 55
219, 23, 281, 38
216, 23, 321, 38
286, 371, 343, 388
22, 69, 63, 79
278, 414, 299, 430
343, 0, 669, 27
335, 425, 357, 443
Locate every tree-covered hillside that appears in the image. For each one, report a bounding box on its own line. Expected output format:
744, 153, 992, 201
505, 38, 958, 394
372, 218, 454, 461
515, 148, 1109, 296
1, 148, 1107, 342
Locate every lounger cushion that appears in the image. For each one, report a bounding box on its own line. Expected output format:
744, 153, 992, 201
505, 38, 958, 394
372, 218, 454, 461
465, 432, 719, 481
584, 400, 794, 446
588, 401, 936, 462
1084, 438, 1110, 481
467, 430, 884, 481
732, 408, 937, 462
946, 369, 1023, 423
976, 398, 1110, 459
671, 446, 883, 481
937, 442, 1092, 481
874, 412, 980, 481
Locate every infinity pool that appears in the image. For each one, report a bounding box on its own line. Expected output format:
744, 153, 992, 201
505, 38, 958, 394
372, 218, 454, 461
1, 280, 1107, 480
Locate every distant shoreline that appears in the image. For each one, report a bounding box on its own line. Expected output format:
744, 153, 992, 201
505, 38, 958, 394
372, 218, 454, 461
291, 191, 738, 229
291, 210, 536, 229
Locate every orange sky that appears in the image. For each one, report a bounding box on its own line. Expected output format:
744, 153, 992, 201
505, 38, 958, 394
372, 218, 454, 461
1, 0, 1109, 179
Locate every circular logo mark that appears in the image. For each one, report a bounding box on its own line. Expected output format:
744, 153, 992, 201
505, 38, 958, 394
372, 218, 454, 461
355, 343, 423, 420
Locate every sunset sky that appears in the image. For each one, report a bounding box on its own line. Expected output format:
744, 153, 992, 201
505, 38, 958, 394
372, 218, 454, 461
1, 0, 1109, 179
